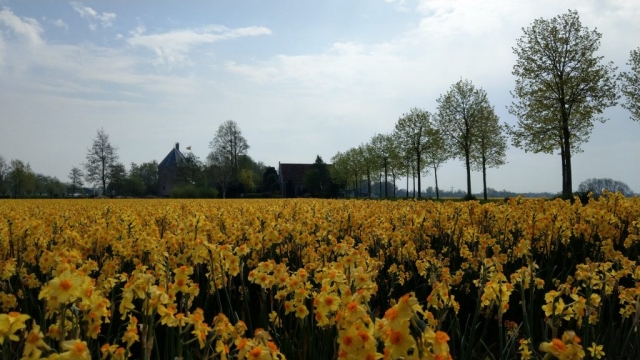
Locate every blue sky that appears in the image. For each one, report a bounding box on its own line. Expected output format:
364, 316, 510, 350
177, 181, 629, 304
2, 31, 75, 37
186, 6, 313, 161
0, 0, 638, 193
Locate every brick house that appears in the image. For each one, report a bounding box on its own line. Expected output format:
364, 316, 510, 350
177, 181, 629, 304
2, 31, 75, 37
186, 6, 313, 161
278, 163, 313, 197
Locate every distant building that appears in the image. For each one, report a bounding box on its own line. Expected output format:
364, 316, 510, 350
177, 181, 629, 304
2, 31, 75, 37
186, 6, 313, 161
278, 163, 312, 197
158, 143, 186, 196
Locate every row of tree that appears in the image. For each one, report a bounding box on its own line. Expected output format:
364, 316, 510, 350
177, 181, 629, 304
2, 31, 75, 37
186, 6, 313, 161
0, 156, 67, 197
332, 10, 639, 200
331, 79, 507, 200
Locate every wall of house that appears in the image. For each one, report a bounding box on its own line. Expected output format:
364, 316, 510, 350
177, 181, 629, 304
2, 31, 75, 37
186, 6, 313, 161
158, 166, 179, 196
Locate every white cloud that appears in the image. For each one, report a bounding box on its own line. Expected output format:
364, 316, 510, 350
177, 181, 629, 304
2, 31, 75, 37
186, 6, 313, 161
384, 0, 410, 12
129, 24, 145, 37
70, 1, 116, 30
128, 25, 271, 67
0, 7, 44, 46
51, 18, 68, 30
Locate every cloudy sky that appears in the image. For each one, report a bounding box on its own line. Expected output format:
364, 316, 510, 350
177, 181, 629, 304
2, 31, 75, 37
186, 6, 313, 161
0, 0, 638, 194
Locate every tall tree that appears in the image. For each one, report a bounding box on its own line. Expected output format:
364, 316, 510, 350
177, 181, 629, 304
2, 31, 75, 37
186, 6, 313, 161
435, 79, 488, 198
206, 149, 234, 199
620, 48, 640, 122
84, 128, 119, 193
209, 120, 249, 177
68, 166, 84, 195
394, 108, 432, 198
177, 153, 204, 187
370, 133, 396, 199
357, 144, 376, 198
107, 163, 127, 196
471, 106, 508, 200
129, 161, 159, 195
330, 151, 350, 195
422, 125, 450, 200
8, 159, 36, 196
262, 166, 279, 193
508, 10, 618, 198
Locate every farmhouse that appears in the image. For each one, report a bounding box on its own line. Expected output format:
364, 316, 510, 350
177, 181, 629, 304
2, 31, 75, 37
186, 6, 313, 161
158, 143, 186, 196
278, 163, 312, 197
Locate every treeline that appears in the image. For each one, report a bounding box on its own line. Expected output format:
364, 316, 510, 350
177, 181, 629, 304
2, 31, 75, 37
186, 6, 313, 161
331, 10, 639, 201
0, 120, 280, 198
0, 157, 67, 197
331, 80, 507, 201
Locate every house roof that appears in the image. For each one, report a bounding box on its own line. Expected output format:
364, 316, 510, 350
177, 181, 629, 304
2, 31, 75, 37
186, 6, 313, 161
279, 163, 313, 184
158, 146, 186, 168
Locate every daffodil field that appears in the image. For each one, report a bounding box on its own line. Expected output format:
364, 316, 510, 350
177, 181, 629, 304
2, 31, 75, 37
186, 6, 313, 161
1, 194, 640, 360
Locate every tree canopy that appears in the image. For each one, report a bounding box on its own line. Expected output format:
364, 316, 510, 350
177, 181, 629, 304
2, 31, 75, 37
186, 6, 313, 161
394, 108, 432, 198
435, 79, 490, 198
620, 47, 640, 122
508, 9, 618, 198
84, 128, 119, 193
578, 178, 634, 198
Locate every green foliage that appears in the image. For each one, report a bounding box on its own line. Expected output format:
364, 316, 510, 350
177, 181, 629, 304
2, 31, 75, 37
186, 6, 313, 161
207, 120, 250, 198
7, 159, 36, 196
107, 162, 127, 196
394, 108, 432, 198
169, 184, 218, 198
67, 166, 84, 194
620, 47, 640, 122
84, 128, 119, 192
262, 167, 280, 193
508, 9, 619, 197
304, 156, 338, 198
436, 79, 491, 198
129, 161, 159, 195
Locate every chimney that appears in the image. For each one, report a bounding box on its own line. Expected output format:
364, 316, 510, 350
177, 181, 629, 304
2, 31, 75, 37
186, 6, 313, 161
175, 142, 179, 151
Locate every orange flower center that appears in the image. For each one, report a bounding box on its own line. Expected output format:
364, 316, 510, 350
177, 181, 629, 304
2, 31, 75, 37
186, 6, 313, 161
435, 331, 450, 344
324, 297, 334, 306
73, 341, 88, 355
60, 279, 73, 291
26, 332, 40, 343
346, 302, 357, 312
358, 330, 370, 343
389, 329, 402, 345
249, 347, 262, 359
384, 308, 398, 321
342, 335, 354, 347
552, 339, 566, 352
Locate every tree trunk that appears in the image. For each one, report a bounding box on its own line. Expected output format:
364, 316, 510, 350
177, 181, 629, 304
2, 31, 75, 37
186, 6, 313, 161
416, 151, 422, 198
392, 169, 396, 198
102, 162, 106, 196
406, 167, 409, 199
562, 125, 573, 199
384, 160, 388, 199
412, 167, 416, 198
378, 173, 382, 197
367, 169, 371, 198
354, 171, 359, 197
434, 165, 439, 200
465, 147, 472, 198
482, 155, 487, 201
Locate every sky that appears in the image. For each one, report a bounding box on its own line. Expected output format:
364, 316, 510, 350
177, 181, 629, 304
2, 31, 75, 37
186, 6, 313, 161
0, 0, 638, 194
